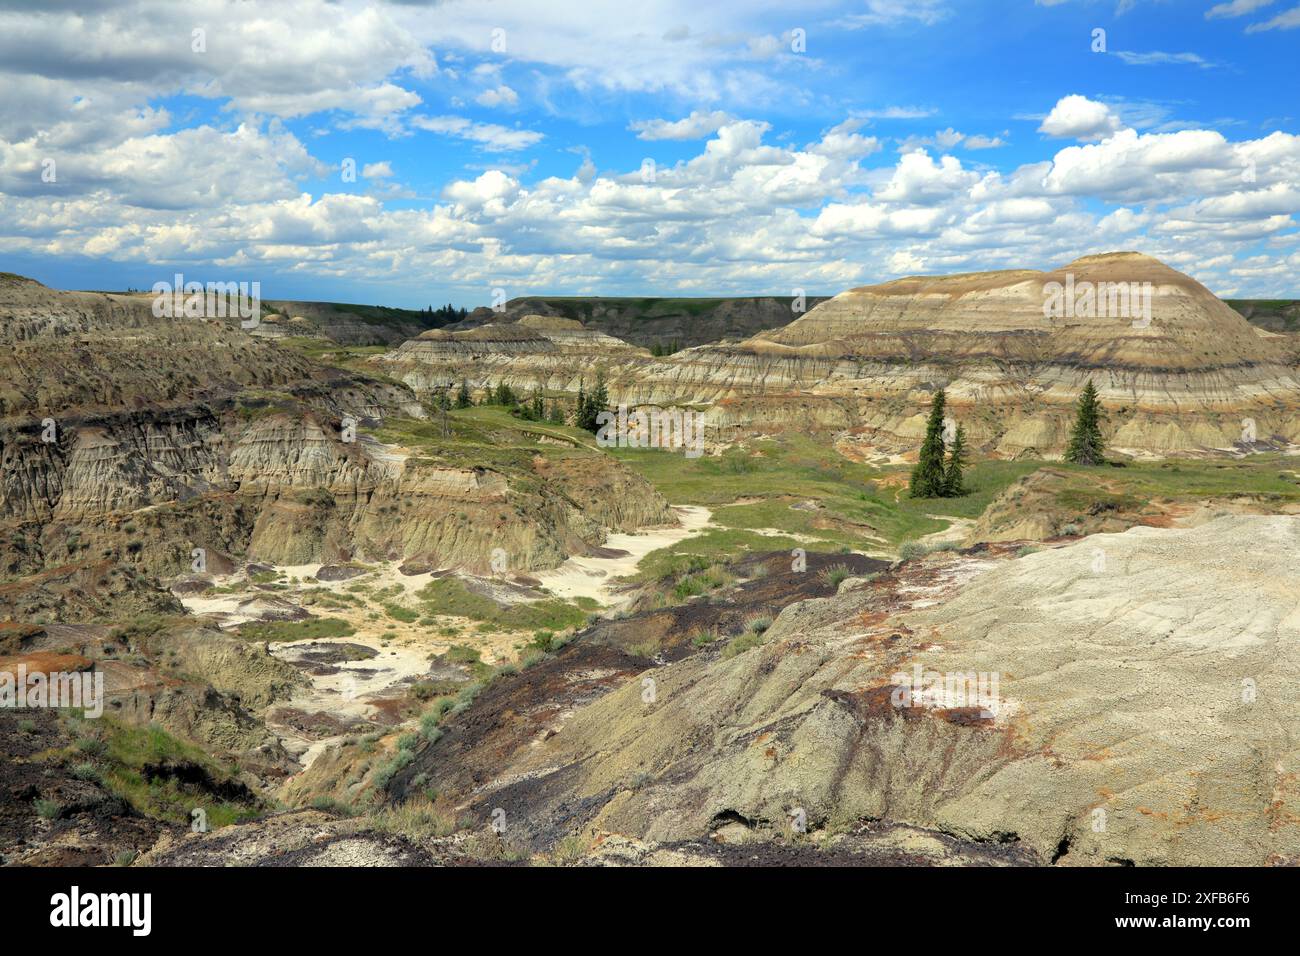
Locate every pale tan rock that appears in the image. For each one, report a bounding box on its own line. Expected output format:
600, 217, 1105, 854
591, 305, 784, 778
474, 517, 1300, 865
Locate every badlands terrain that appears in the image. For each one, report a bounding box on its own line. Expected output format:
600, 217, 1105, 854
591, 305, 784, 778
4, 255, 1300, 867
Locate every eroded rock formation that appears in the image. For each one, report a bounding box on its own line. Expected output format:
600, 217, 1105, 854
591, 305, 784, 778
378, 254, 1300, 458
0, 275, 673, 602
406, 518, 1300, 865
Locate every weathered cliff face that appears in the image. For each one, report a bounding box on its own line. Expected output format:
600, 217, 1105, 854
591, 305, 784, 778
377, 315, 649, 399
413, 517, 1300, 866
227, 419, 673, 572
379, 254, 1300, 458
0, 277, 671, 613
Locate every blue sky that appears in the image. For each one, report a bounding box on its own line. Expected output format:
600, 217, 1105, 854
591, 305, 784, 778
0, 0, 1297, 308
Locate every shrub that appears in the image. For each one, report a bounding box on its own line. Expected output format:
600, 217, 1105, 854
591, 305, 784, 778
818, 564, 851, 589
444, 645, 482, 664
722, 630, 768, 659
898, 541, 927, 561
71, 762, 101, 783
691, 629, 717, 648
372, 749, 415, 790
370, 797, 460, 840
75, 737, 107, 757
309, 796, 356, 816
34, 798, 62, 820
550, 833, 590, 865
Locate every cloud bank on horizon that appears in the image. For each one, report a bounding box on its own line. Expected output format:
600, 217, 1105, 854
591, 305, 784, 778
0, 0, 1297, 305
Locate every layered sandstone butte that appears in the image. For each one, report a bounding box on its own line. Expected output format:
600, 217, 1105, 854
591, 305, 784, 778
380, 253, 1300, 458
738, 252, 1300, 455
377, 314, 649, 398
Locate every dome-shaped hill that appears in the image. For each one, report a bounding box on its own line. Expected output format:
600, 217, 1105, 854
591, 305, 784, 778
756, 253, 1274, 370
627, 253, 1300, 456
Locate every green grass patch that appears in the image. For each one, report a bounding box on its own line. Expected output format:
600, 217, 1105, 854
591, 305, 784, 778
237, 617, 356, 643
636, 529, 803, 582
418, 577, 588, 633
613, 435, 1036, 563
383, 603, 420, 623
722, 630, 769, 659
64, 718, 262, 829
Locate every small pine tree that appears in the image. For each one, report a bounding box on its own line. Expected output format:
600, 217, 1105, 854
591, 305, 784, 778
455, 380, 472, 408
910, 390, 949, 498
1066, 379, 1106, 465
548, 402, 564, 425
576, 373, 606, 433
435, 392, 451, 436
943, 424, 968, 497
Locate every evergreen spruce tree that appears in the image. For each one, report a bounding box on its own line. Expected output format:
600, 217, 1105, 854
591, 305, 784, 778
1065, 379, 1106, 465
435, 390, 451, 436
943, 423, 968, 497
576, 373, 606, 433
910, 390, 949, 498
455, 380, 472, 409
590, 372, 609, 419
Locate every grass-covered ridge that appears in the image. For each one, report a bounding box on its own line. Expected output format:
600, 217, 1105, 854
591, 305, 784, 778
518, 295, 821, 321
